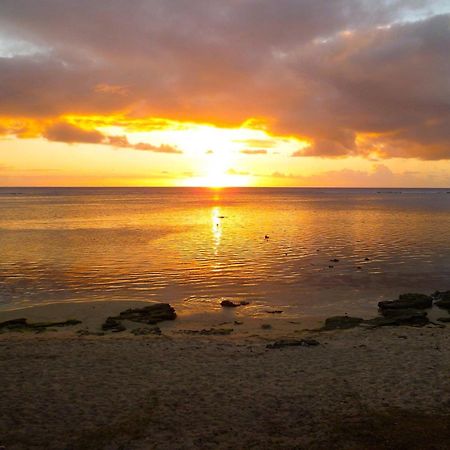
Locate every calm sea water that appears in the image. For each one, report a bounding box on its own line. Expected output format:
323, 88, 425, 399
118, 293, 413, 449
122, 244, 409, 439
1, 187, 449, 318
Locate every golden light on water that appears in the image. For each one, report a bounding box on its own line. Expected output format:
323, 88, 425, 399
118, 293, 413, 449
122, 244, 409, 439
211, 206, 222, 255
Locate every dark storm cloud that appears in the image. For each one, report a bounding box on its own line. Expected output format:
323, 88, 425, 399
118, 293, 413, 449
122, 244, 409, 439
0, 0, 449, 158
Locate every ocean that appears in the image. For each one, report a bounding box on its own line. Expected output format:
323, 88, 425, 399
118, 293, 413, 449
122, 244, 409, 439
1, 187, 449, 318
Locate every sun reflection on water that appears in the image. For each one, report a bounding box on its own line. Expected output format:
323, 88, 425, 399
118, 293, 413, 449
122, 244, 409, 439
211, 206, 222, 255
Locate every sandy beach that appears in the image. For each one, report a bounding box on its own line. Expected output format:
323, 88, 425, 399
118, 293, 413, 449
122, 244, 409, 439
1, 301, 450, 450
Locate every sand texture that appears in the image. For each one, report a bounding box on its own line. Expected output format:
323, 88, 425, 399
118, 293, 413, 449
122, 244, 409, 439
1, 322, 450, 449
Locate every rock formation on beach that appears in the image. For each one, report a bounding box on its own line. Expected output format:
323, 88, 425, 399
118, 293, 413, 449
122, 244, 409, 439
102, 303, 177, 332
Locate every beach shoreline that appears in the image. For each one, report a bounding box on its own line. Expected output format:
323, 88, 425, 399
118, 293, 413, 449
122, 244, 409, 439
1, 301, 449, 449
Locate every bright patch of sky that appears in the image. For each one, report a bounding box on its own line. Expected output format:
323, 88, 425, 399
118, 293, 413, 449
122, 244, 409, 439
0, 34, 48, 58
396, 0, 450, 23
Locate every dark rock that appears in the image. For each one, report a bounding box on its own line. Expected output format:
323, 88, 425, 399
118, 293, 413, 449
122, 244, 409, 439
378, 293, 432, 310
102, 317, 126, 332
380, 308, 425, 318
0, 318, 28, 329
322, 316, 363, 330
112, 303, 176, 324
267, 339, 320, 349
221, 300, 239, 307
178, 328, 233, 335
330, 259, 340, 262
131, 327, 161, 336
434, 291, 450, 310
200, 328, 233, 335
234, 320, 243, 325
0, 318, 81, 331
364, 311, 429, 327
328, 265, 334, 268
220, 300, 249, 308
266, 310, 283, 314
433, 290, 450, 299
31, 319, 82, 328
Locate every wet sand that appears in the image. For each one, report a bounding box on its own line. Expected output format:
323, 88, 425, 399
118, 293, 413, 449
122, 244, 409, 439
1, 302, 450, 449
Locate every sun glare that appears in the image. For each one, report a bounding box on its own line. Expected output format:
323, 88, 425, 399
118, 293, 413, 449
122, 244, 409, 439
62, 115, 307, 187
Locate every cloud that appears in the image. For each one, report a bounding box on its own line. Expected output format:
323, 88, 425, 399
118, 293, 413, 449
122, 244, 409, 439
0, 1, 449, 159
43, 122, 104, 144
94, 83, 129, 96
42, 121, 182, 153
271, 171, 294, 178
133, 142, 182, 154
240, 149, 268, 155
227, 168, 250, 176
266, 164, 450, 187
234, 139, 276, 148
106, 134, 182, 154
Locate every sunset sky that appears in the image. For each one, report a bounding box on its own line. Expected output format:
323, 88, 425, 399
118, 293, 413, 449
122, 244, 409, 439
0, 0, 449, 187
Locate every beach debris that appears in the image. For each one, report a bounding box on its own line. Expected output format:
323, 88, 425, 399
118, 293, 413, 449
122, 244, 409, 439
110, 303, 177, 324
328, 265, 334, 268
261, 323, 272, 330
0, 318, 81, 332
330, 258, 340, 262
322, 316, 364, 330
266, 338, 320, 349
364, 257, 370, 261
220, 300, 249, 308
357, 266, 362, 270
131, 327, 161, 336
433, 291, 450, 310
234, 320, 243, 325
102, 317, 126, 333
265, 234, 269, 239
266, 310, 283, 314
378, 293, 432, 310
176, 328, 233, 335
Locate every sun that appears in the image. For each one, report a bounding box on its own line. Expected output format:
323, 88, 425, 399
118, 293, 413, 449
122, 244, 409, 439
66, 115, 307, 187
184, 146, 251, 187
